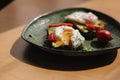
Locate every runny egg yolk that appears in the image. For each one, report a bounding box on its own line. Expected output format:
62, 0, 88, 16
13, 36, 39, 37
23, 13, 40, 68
52, 26, 85, 48
53, 29, 73, 47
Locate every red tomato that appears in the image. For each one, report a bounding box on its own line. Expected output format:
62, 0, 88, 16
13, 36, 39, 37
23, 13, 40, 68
96, 30, 111, 42
61, 23, 73, 27
86, 24, 94, 31
86, 24, 100, 31
94, 26, 101, 31
48, 33, 55, 42
49, 24, 60, 28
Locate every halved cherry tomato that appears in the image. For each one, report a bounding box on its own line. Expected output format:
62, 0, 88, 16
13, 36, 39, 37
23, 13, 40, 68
94, 26, 101, 31
96, 30, 111, 42
48, 33, 55, 42
86, 24, 101, 31
49, 23, 73, 28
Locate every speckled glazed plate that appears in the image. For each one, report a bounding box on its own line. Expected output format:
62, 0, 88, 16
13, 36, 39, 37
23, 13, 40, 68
21, 8, 120, 56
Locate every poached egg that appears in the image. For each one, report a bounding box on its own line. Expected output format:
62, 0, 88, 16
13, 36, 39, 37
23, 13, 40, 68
53, 25, 85, 48
65, 12, 98, 24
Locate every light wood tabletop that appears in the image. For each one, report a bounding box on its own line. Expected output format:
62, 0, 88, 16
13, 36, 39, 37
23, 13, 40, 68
0, 0, 120, 80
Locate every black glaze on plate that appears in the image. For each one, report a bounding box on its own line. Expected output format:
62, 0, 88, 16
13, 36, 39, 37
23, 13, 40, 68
21, 8, 120, 56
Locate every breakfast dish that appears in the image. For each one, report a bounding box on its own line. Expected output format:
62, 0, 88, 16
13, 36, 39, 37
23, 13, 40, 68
47, 11, 111, 51
48, 23, 85, 48
22, 8, 120, 56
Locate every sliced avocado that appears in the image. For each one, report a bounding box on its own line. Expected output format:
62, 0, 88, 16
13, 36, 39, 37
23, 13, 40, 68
48, 27, 55, 34
75, 24, 88, 33
52, 42, 61, 48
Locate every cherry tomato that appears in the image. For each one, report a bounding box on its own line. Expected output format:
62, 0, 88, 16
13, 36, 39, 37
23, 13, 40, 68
96, 30, 111, 42
48, 33, 55, 42
49, 23, 73, 28
94, 26, 101, 31
86, 24, 100, 31
59, 23, 73, 27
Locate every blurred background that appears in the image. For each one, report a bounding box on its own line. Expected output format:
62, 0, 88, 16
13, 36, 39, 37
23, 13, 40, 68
0, 0, 91, 33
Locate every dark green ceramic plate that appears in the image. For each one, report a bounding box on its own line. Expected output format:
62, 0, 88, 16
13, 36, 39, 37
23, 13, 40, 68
22, 8, 120, 56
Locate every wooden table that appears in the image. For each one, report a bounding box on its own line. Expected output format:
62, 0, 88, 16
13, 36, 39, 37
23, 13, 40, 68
1, 0, 120, 80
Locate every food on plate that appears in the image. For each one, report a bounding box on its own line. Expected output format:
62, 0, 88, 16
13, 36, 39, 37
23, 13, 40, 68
96, 30, 111, 43
65, 12, 98, 25
47, 11, 112, 51
48, 23, 85, 48
65, 12, 106, 39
